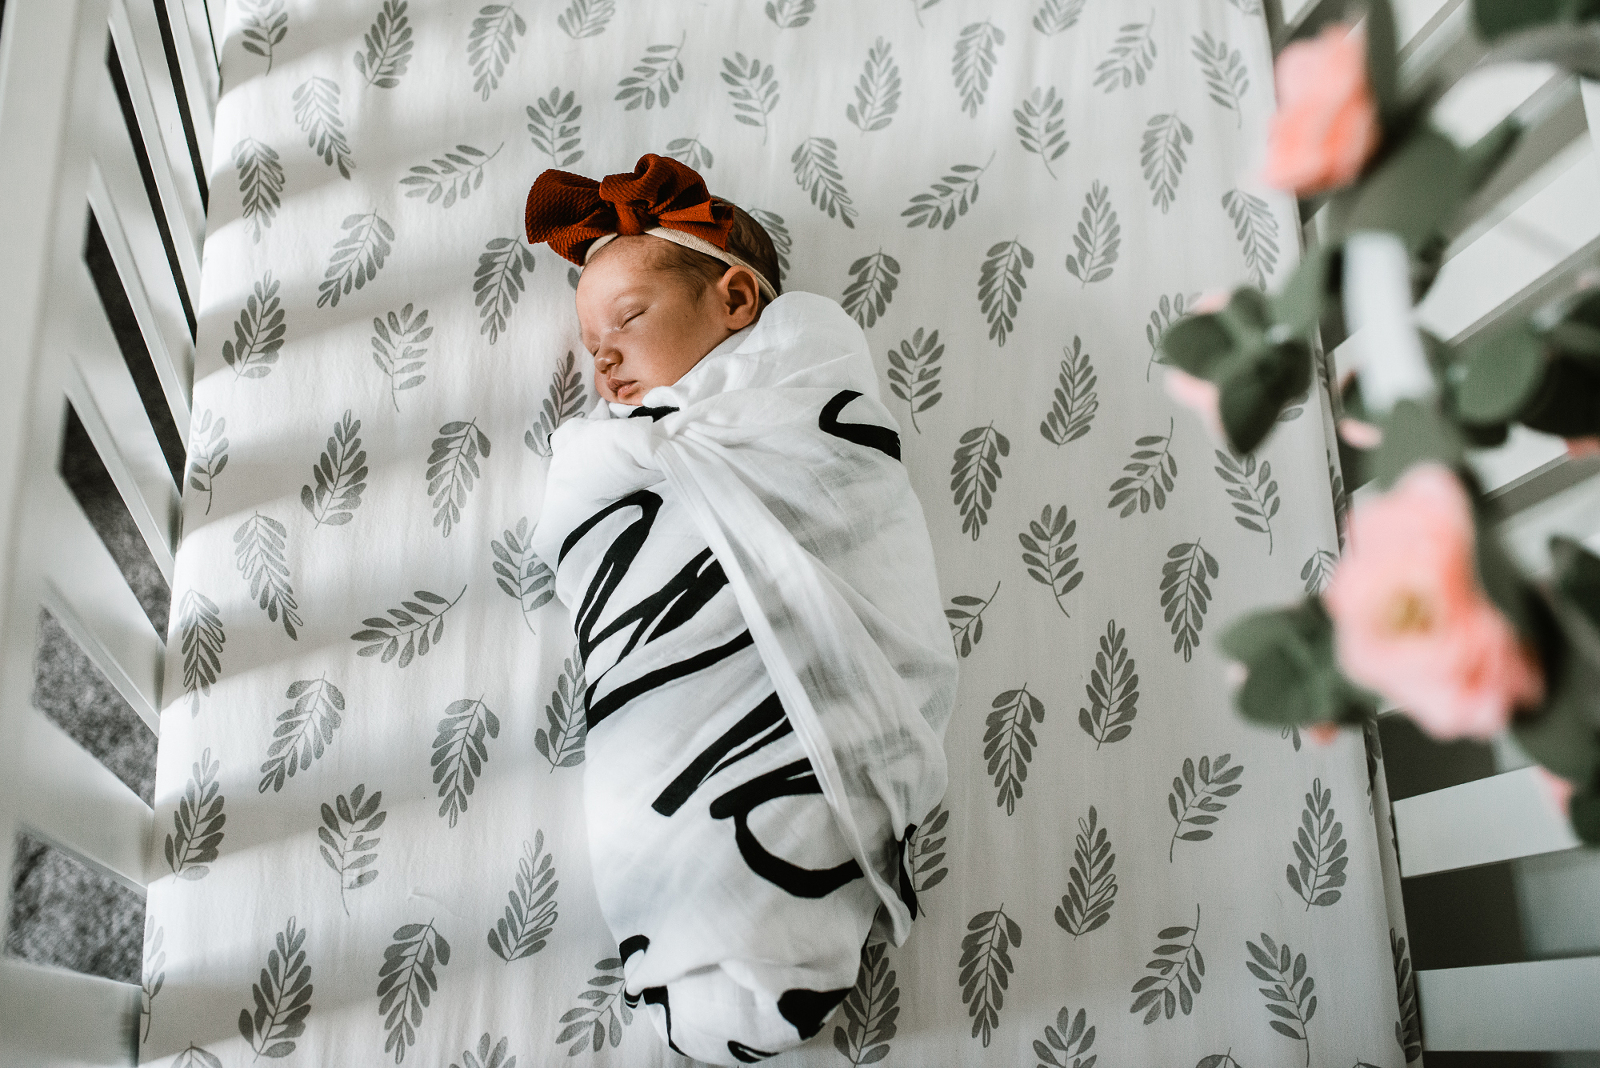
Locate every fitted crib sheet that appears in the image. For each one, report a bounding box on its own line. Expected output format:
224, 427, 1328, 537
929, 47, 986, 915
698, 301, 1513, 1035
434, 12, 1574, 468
143, 1, 1419, 1065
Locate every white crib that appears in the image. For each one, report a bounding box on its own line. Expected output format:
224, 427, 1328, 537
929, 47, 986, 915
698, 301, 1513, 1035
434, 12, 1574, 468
0, 0, 1596, 1063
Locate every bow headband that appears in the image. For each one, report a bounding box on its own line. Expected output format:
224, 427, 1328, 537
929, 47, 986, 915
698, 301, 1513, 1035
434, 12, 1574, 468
524, 153, 778, 300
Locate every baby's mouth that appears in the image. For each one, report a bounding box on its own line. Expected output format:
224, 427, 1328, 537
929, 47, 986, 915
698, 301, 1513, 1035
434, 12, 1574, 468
608, 377, 636, 399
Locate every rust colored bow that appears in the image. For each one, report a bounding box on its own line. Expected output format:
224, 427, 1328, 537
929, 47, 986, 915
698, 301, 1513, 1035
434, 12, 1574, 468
524, 153, 735, 265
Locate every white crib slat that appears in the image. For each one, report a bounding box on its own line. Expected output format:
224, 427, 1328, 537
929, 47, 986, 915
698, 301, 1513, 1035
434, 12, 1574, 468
160, 0, 215, 177
1393, 766, 1580, 877
0, 958, 139, 1068
1418, 957, 1600, 1050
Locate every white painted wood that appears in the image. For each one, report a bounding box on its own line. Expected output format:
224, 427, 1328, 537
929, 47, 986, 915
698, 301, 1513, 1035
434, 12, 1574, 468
1394, 767, 1582, 877
161, 0, 215, 175
1418, 957, 1600, 1050
0, 958, 139, 1068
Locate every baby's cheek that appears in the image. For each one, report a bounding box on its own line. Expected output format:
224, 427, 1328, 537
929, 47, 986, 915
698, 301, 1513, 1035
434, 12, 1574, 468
593, 367, 614, 401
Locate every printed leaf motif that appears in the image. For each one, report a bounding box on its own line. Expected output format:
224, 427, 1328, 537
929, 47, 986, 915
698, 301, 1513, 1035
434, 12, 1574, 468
371, 303, 432, 410
1033, 0, 1087, 35
527, 89, 582, 167
525, 350, 586, 456
1196, 1054, 1245, 1068
1215, 449, 1280, 552
848, 37, 901, 132
259, 676, 345, 793
749, 208, 792, 283
1079, 620, 1138, 748
1015, 87, 1069, 179
979, 239, 1033, 346
833, 941, 900, 1065
557, 0, 612, 39
1020, 504, 1082, 616
475, 237, 538, 343
1330, 454, 1349, 546
615, 33, 685, 110
354, 0, 413, 87
959, 905, 1021, 1046
1168, 753, 1243, 860
450, 1034, 516, 1068
177, 589, 224, 717
720, 52, 780, 144
909, 0, 944, 28
1056, 806, 1118, 940
1223, 189, 1281, 289
1393, 930, 1422, 1062
319, 783, 385, 914
909, 803, 950, 902
1034, 1005, 1097, 1068
378, 920, 451, 1062
239, 0, 288, 71
1192, 33, 1249, 127
952, 21, 1005, 118
1229, 0, 1264, 11
843, 249, 901, 329
1129, 905, 1203, 1024
665, 137, 713, 172
1095, 17, 1158, 92
947, 582, 999, 658
492, 517, 555, 632
792, 137, 857, 228
432, 697, 501, 827
1041, 337, 1098, 446
902, 156, 991, 231
1161, 539, 1218, 661
1142, 113, 1193, 213
318, 210, 394, 309
765, 0, 815, 27
468, 4, 526, 100
951, 424, 1010, 540
186, 410, 229, 515
1108, 419, 1178, 517
300, 410, 367, 528
292, 76, 353, 178
233, 513, 301, 639
985, 685, 1045, 815
1065, 181, 1120, 285
141, 924, 165, 1042
535, 655, 587, 770
1245, 934, 1317, 1067
174, 1047, 224, 1068
886, 327, 944, 433
1287, 777, 1348, 908
428, 419, 491, 537
233, 138, 284, 243
556, 957, 633, 1056
351, 584, 467, 666
237, 917, 312, 1059
488, 834, 558, 963
222, 272, 286, 379
164, 748, 225, 879
400, 143, 501, 209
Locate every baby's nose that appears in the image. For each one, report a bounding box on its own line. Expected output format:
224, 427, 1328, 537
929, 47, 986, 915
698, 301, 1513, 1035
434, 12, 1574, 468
595, 351, 619, 372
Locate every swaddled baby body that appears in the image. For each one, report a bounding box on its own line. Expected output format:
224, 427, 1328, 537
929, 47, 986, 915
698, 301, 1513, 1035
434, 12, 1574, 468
525, 156, 955, 1065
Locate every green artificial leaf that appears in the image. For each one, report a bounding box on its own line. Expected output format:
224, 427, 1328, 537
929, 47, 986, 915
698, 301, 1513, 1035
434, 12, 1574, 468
1553, 536, 1600, 634
1220, 597, 1378, 727
1461, 112, 1524, 196
1344, 126, 1468, 250
1366, 400, 1466, 489
1452, 317, 1545, 425
1217, 338, 1313, 456
1271, 245, 1336, 337
1365, 0, 1400, 120
1572, 783, 1600, 845
1474, 0, 1600, 41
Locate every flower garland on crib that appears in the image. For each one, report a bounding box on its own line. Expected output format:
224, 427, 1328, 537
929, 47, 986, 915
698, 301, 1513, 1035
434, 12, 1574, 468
1158, 0, 1600, 843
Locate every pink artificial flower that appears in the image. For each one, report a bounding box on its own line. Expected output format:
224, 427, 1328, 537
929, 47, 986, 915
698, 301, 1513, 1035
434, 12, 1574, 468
1337, 417, 1383, 449
1164, 368, 1225, 442
1193, 290, 1231, 315
1306, 723, 1341, 746
1566, 436, 1600, 460
1535, 767, 1576, 818
1264, 23, 1382, 196
1323, 464, 1545, 740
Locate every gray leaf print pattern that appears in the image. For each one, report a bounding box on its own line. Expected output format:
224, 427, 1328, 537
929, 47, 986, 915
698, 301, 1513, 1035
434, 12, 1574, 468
222, 272, 286, 379
259, 676, 346, 793
237, 917, 312, 1059
1197, 1054, 1245, 1068
1245, 934, 1316, 1067
164, 748, 225, 879
525, 350, 586, 456
239, 0, 288, 71
765, 0, 815, 28
433, 697, 501, 826
909, 803, 950, 904
1034, 1005, 1096, 1067
173, 1048, 224, 1068
1145, 291, 1197, 379
301, 410, 367, 527
535, 654, 587, 770
318, 210, 394, 308
186, 410, 228, 513
1168, 753, 1243, 860
843, 249, 901, 328
140, 924, 165, 1043
985, 685, 1045, 815
1288, 777, 1348, 908
475, 237, 537, 343
1302, 548, 1337, 594
1033, 0, 1087, 35
1079, 620, 1137, 747
319, 783, 385, 914
354, 0, 414, 88
1095, 15, 1158, 92
557, 0, 612, 39
468, 4, 526, 100
665, 136, 713, 171
1041, 337, 1098, 446
557, 957, 633, 1055
615, 33, 685, 110
400, 143, 502, 208
1129, 905, 1203, 1023
491, 517, 555, 631
902, 156, 991, 231
946, 581, 998, 658
886, 326, 944, 432
351, 585, 467, 666
722, 53, 780, 144
749, 208, 792, 282
428, 419, 491, 536
848, 38, 901, 132
1228, 0, 1264, 12
1222, 189, 1280, 289
379, 921, 451, 1062
1192, 33, 1249, 128
527, 89, 583, 167
959, 905, 1021, 1046
451, 1034, 516, 1068
1108, 419, 1178, 517
1065, 182, 1119, 285
909, 0, 944, 28
176, 589, 224, 717
1015, 87, 1069, 179
233, 512, 301, 639
1142, 113, 1193, 212
371, 303, 432, 409
233, 138, 283, 243
792, 137, 857, 228
1055, 806, 1116, 937
1020, 504, 1082, 616
487, 832, 558, 962
1215, 449, 1280, 552
1392, 930, 1422, 1062
292, 77, 354, 178
832, 940, 899, 1065
952, 21, 1005, 118
979, 239, 1033, 346
951, 424, 1010, 540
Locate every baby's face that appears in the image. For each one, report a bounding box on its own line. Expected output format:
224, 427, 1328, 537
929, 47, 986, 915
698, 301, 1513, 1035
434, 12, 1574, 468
575, 237, 751, 405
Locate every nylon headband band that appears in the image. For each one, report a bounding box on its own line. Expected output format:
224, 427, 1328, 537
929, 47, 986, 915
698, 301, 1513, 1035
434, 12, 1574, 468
586, 229, 780, 301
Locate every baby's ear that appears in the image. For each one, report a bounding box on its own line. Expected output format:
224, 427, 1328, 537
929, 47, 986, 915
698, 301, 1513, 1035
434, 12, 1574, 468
721, 266, 761, 328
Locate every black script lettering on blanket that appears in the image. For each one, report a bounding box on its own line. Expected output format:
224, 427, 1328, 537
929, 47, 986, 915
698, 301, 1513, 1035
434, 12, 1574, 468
777, 986, 853, 1040
896, 823, 919, 921
640, 986, 687, 1056
628, 405, 680, 420
652, 692, 793, 817
819, 389, 901, 461
728, 1040, 778, 1062
586, 630, 755, 730
619, 934, 650, 965
710, 760, 865, 898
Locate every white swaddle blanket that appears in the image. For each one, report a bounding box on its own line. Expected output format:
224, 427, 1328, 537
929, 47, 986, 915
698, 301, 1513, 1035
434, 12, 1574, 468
530, 291, 956, 1063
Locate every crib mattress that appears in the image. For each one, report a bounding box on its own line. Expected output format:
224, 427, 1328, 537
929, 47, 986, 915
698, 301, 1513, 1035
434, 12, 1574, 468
143, 1, 1417, 1065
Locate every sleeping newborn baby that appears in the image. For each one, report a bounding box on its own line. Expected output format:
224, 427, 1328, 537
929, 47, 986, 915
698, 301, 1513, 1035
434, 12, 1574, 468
525, 155, 955, 1065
